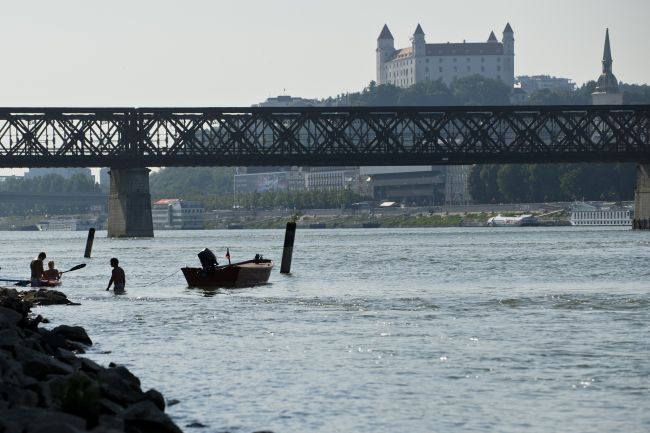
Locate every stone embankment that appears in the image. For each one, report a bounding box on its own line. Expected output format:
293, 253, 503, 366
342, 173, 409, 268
0, 286, 183, 433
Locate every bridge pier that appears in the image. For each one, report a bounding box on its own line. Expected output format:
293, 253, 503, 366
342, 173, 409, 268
633, 164, 650, 230
107, 168, 153, 237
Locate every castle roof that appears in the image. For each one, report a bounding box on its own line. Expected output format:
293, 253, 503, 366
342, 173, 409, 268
378, 24, 394, 40
503, 23, 513, 33
488, 31, 498, 42
388, 41, 504, 60
414, 24, 424, 36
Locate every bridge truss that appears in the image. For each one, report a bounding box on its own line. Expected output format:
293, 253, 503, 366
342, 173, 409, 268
0, 105, 648, 168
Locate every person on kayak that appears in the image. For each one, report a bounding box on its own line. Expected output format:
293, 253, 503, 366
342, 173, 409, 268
106, 257, 126, 291
42, 261, 62, 281
30, 252, 47, 287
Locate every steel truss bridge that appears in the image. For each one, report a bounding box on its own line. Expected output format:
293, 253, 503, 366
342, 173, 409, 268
0, 105, 648, 168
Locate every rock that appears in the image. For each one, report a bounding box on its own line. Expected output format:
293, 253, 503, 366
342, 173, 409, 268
20, 289, 80, 306
51, 325, 93, 346
0, 328, 21, 347
144, 388, 166, 411
0, 408, 86, 433
80, 357, 103, 374
97, 367, 144, 406
186, 421, 207, 428
98, 398, 126, 416
0, 306, 23, 326
15, 345, 74, 380
167, 398, 180, 407
55, 348, 82, 369
121, 400, 183, 433
92, 415, 125, 432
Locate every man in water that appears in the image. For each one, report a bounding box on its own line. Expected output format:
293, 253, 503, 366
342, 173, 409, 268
30, 252, 47, 287
42, 261, 62, 281
106, 257, 126, 291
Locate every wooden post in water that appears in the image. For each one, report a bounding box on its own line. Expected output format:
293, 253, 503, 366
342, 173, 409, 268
84, 228, 96, 258
280, 222, 297, 274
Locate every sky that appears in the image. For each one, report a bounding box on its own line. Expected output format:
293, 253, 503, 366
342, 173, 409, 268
0, 0, 648, 177
0, 0, 648, 108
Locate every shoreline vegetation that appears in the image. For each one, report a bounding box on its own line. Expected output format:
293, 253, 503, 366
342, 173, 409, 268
210, 210, 572, 230
0, 287, 185, 433
0, 210, 573, 231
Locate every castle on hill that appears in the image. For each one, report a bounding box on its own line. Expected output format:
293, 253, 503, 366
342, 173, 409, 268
376, 23, 515, 89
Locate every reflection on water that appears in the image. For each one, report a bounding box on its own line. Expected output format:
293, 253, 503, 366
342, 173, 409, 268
1, 227, 648, 433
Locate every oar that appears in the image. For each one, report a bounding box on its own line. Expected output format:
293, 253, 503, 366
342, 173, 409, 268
60, 264, 86, 274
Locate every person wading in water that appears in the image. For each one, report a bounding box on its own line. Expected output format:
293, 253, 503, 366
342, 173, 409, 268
106, 258, 126, 292
30, 252, 47, 287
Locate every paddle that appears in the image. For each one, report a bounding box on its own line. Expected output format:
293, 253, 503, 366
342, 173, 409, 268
60, 264, 86, 274
0, 278, 30, 287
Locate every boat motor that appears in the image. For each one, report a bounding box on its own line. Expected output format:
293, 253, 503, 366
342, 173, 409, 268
198, 248, 218, 273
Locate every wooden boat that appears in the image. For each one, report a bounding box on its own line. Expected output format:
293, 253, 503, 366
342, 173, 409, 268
182, 258, 274, 288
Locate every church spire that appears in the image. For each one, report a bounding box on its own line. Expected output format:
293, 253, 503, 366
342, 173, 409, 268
595, 28, 619, 92
602, 28, 613, 73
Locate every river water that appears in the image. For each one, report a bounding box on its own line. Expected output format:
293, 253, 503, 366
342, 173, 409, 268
1, 227, 649, 433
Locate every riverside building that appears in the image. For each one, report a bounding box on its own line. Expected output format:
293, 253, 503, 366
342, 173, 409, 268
152, 199, 204, 230
376, 23, 515, 89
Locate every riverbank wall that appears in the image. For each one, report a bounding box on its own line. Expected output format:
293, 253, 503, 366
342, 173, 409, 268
0, 287, 183, 433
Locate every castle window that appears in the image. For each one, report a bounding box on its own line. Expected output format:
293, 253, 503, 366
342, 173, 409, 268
497, 58, 501, 62
481, 66, 485, 72
466, 58, 470, 62
497, 65, 501, 71
425, 67, 429, 73
453, 58, 457, 62
426, 59, 429, 63
439, 58, 443, 63
497, 75, 501, 80
481, 58, 485, 62
439, 67, 443, 73
453, 66, 457, 73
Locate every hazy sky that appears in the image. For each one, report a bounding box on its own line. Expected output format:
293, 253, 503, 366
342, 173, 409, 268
0, 0, 648, 107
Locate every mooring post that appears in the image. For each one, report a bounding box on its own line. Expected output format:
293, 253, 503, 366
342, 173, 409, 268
84, 228, 96, 258
280, 222, 297, 274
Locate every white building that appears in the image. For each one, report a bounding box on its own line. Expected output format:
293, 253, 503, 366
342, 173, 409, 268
304, 167, 360, 193
256, 95, 318, 107
516, 75, 576, 94
152, 199, 204, 230
377, 23, 515, 89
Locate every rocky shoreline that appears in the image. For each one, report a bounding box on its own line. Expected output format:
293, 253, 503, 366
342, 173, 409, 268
0, 286, 183, 433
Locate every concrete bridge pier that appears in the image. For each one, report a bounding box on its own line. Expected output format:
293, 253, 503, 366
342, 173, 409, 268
107, 168, 154, 237
633, 163, 650, 230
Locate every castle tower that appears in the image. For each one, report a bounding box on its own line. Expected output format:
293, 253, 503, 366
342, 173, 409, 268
411, 24, 426, 57
502, 23, 515, 89
592, 29, 623, 105
376, 24, 395, 85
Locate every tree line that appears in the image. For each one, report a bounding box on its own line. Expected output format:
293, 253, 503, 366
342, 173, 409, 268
468, 163, 636, 203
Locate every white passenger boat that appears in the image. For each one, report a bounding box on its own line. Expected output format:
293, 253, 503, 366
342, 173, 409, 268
570, 202, 632, 226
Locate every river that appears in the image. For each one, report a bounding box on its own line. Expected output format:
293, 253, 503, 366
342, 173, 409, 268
1, 227, 648, 433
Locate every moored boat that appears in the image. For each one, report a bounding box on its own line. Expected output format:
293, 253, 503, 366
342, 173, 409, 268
182, 249, 273, 287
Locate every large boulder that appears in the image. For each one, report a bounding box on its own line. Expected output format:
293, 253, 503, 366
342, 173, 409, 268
51, 325, 93, 346
20, 289, 80, 306
120, 400, 183, 433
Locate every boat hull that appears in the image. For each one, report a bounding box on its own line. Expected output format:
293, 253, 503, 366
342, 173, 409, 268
181, 260, 273, 287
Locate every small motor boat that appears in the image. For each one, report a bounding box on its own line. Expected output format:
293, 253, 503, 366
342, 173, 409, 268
182, 249, 273, 288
